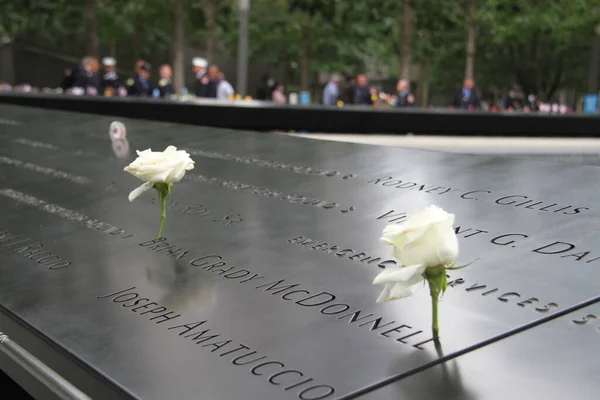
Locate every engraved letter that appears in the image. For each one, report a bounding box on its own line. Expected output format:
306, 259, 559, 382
251, 361, 284, 376
517, 298, 539, 307
491, 234, 528, 246
268, 370, 304, 385
231, 351, 267, 365
296, 292, 336, 307
202, 340, 232, 352
498, 292, 521, 302
376, 210, 407, 223
255, 280, 300, 295
190, 255, 222, 267
573, 314, 597, 325
535, 302, 558, 313
368, 176, 392, 185
96, 287, 136, 299
495, 195, 527, 205
168, 321, 207, 335
380, 325, 411, 338
533, 241, 575, 255
320, 304, 351, 315
298, 385, 336, 400
461, 190, 491, 200
281, 290, 310, 301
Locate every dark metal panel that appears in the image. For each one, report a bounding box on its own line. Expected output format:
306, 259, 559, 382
359, 302, 600, 400
1, 92, 599, 136
0, 104, 599, 399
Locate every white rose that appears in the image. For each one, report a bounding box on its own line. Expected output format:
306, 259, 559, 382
373, 205, 458, 303
124, 145, 195, 202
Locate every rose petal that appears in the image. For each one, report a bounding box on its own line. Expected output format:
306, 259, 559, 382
376, 284, 393, 303
388, 280, 425, 300
373, 264, 426, 285
128, 181, 154, 202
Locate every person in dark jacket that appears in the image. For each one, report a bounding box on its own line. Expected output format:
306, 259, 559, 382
339, 75, 355, 104
395, 79, 415, 107
126, 61, 153, 97
450, 78, 481, 110
255, 74, 274, 100
157, 64, 175, 98
72, 57, 100, 95
526, 94, 539, 112
192, 57, 213, 97
60, 67, 75, 92
502, 87, 521, 110
354, 74, 372, 105
205, 64, 219, 98
100, 57, 121, 97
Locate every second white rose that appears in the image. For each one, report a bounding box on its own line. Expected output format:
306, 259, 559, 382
380, 204, 458, 268
373, 205, 459, 302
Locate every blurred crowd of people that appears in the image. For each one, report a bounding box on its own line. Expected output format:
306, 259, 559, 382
0, 55, 576, 113
320, 74, 574, 113
0, 55, 237, 100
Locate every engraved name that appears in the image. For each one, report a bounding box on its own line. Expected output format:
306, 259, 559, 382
0, 118, 20, 126
369, 176, 589, 215
11, 138, 97, 157
186, 148, 356, 180
572, 311, 600, 332
532, 241, 600, 264
447, 276, 559, 314
139, 239, 436, 350
187, 173, 353, 213
0, 229, 72, 269
377, 209, 600, 264
0, 156, 91, 184
377, 210, 488, 240
13, 138, 60, 150
0, 189, 132, 239
143, 196, 243, 226
98, 287, 335, 399
287, 236, 397, 270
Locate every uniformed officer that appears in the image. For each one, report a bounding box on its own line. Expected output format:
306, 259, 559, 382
99, 57, 122, 97
157, 64, 175, 98
192, 57, 212, 97
126, 61, 153, 97
125, 60, 143, 93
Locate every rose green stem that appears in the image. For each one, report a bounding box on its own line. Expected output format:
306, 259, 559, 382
157, 190, 167, 238
430, 286, 440, 341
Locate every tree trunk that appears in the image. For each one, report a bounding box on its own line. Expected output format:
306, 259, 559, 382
0, 41, 15, 84
300, 13, 310, 91
400, 0, 413, 81
85, 0, 99, 58
108, 39, 117, 58
174, 0, 185, 95
205, 0, 216, 64
133, 23, 142, 61
417, 56, 429, 107
465, 0, 476, 79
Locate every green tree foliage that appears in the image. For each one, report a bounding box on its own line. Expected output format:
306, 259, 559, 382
1, 0, 597, 99
478, 0, 600, 100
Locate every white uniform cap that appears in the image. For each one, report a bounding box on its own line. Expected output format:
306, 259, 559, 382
192, 57, 208, 67
102, 57, 116, 66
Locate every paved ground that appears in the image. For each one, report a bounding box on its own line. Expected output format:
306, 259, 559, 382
285, 133, 600, 166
